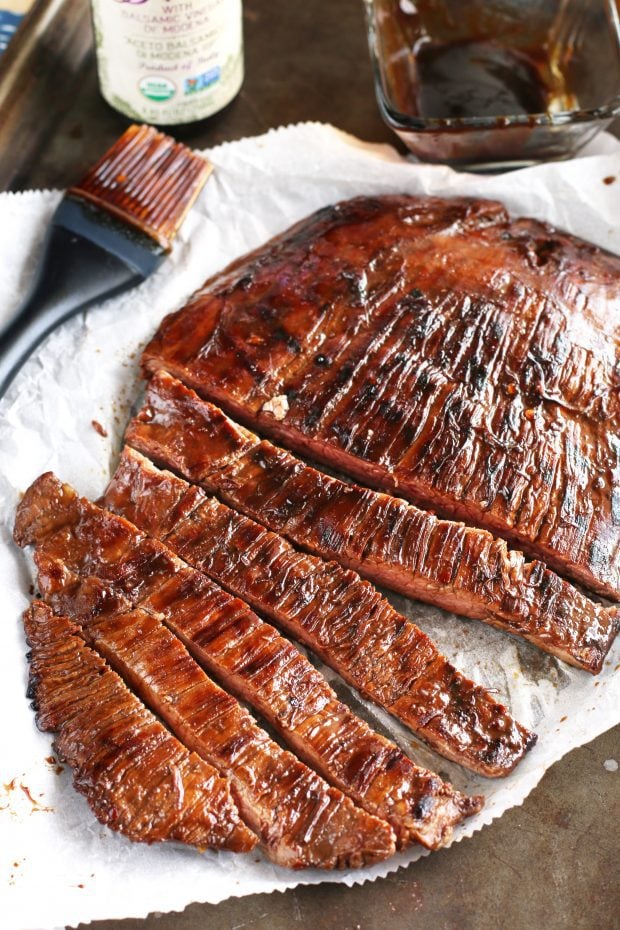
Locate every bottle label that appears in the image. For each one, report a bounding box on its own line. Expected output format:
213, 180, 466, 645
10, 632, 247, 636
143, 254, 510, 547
91, 0, 243, 124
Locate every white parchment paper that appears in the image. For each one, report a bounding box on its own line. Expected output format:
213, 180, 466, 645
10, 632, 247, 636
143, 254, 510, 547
1, 123, 619, 930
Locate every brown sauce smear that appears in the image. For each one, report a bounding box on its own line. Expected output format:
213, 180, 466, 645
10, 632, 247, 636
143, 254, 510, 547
91, 420, 108, 438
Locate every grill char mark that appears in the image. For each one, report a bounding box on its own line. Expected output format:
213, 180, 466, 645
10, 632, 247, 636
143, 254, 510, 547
141, 195, 620, 599
125, 372, 619, 674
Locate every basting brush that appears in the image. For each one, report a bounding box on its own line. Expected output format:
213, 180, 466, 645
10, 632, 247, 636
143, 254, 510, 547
0, 123, 212, 398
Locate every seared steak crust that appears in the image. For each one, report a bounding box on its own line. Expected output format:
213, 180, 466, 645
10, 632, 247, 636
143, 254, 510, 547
142, 196, 620, 599
103, 449, 536, 777
125, 372, 619, 673
23, 602, 255, 852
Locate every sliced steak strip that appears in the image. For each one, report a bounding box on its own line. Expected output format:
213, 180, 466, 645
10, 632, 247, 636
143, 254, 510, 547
14, 476, 481, 852
125, 372, 619, 673
69, 605, 396, 869
23, 601, 255, 853
103, 449, 536, 777
16, 485, 396, 871
141, 195, 620, 599
137, 569, 482, 847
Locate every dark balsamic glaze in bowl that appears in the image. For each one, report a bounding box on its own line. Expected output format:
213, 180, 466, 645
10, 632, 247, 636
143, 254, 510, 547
414, 40, 552, 120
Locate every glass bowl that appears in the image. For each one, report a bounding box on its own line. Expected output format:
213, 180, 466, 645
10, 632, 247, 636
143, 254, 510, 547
365, 0, 620, 170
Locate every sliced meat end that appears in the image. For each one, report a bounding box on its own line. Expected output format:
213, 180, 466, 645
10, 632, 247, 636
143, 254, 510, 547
390, 655, 537, 777
15, 473, 182, 617
14, 473, 81, 547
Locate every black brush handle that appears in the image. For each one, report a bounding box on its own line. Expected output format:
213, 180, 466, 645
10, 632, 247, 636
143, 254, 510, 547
0, 224, 144, 399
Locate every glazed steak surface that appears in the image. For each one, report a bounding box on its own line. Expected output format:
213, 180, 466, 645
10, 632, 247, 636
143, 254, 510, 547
69, 605, 396, 870
142, 195, 620, 599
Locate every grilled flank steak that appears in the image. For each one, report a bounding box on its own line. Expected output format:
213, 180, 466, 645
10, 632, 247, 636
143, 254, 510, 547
125, 371, 618, 674
142, 195, 620, 600
16, 474, 483, 855
23, 602, 255, 853
101, 452, 536, 777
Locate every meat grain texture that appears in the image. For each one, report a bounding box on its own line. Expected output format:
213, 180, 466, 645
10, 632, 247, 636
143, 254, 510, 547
71, 605, 397, 869
16, 479, 398, 870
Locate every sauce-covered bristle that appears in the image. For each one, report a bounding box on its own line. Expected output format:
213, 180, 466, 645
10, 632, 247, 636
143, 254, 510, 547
69, 124, 212, 250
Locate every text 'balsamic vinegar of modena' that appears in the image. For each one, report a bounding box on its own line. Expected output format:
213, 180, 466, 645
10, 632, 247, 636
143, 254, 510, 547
90, 0, 243, 126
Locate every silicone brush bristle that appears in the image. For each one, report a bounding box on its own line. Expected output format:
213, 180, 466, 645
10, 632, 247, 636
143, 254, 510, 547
68, 124, 212, 251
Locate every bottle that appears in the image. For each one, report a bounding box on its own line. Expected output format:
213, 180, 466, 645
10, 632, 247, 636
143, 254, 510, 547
90, 0, 243, 126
